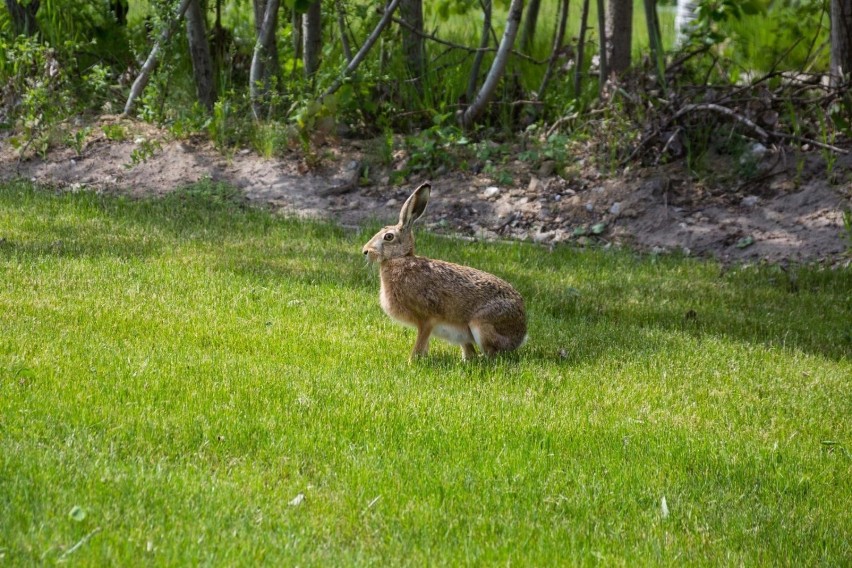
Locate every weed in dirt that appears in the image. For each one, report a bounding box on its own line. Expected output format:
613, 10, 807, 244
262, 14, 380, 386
101, 124, 127, 142
125, 138, 163, 169
64, 126, 91, 157
1, 180, 850, 565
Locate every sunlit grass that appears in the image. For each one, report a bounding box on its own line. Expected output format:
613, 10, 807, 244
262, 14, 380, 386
1, 180, 850, 565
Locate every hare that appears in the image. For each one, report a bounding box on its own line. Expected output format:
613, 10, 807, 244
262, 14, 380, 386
362, 182, 527, 361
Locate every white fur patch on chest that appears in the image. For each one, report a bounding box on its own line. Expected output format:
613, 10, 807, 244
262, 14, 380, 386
380, 282, 414, 327
433, 323, 474, 345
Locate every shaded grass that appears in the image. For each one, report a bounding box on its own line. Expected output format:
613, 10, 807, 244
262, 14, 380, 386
1, 180, 850, 565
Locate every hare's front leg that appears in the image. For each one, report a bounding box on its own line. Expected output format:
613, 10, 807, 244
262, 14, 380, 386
410, 321, 434, 361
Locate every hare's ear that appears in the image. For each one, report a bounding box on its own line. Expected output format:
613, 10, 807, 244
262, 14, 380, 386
399, 182, 431, 228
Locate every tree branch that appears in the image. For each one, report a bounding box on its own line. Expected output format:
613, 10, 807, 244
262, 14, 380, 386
461, 0, 525, 128
467, 0, 492, 103
673, 103, 769, 140
537, 0, 569, 100
321, 0, 402, 100
122, 0, 193, 116
392, 15, 547, 64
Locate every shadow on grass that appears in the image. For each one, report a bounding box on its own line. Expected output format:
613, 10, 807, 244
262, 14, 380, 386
511, 264, 851, 362
0, 228, 162, 260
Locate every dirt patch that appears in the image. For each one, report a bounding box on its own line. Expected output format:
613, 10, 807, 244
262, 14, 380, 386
2, 117, 850, 265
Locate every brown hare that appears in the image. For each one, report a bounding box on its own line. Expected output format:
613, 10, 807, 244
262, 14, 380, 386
362, 182, 527, 361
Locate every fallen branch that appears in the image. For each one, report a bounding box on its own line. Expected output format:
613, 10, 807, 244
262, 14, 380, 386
770, 131, 849, 154
673, 103, 770, 141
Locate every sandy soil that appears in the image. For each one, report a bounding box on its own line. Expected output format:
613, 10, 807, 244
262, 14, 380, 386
2, 117, 850, 265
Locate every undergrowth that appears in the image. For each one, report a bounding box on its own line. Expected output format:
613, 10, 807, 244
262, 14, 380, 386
1, 0, 846, 174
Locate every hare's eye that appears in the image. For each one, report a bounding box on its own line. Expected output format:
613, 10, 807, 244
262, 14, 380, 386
383, 233, 395, 241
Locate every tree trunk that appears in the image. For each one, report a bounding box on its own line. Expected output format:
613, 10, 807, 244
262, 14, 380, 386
336, 0, 352, 63
251, 0, 281, 120
303, 0, 322, 77
574, 0, 590, 95
830, 0, 852, 87
461, 0, 524, 128
185, 0, 216, 110
596, 0, 608, 92
643, 0, 663, 74
253, 0, 280, 89
123, 0, 193, 116
605, 0, 631, 75
519, 0, 542, 53
5, 0, 40, 36
111, 0, 128, 26
399, 0, 424, 85
674, 0, 697, 47
466, 0, 492, 103
537, 0, 569, 100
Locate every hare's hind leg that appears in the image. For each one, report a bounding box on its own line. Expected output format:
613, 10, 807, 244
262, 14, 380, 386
461, 342, 477, 360
469, 321, 500, 356
470, 320, 521, 356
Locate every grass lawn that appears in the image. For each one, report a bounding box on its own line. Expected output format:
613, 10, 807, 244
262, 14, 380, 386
1, 180, 850, 565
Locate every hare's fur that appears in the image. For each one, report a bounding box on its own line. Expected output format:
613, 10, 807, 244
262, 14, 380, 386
363, 182, 527, 361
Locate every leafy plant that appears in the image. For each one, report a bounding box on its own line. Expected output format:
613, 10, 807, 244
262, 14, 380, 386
1, 37, 73, 156
65, 126, 91, 157
102, 123, 127, 142
251, 120, 292, 158
126, 138, 163, 168
403, 113, 470, 176
818, 113, 838, 182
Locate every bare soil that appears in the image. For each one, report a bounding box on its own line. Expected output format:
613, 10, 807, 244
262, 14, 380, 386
2, 117, 850, 265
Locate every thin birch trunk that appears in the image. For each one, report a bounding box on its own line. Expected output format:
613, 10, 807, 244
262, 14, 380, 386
336, 0, 353, 63
596, 0, 608, 93
574, 0, 590, 95
466, 0, 493, 104
251, 0, 280, 120
5, 0, 40, 36
400, 0, 425, 87
253, 0, 280, 88
186, 0, 216, 110
519, 0, 542, 53
643, 0, 665, 88
674, 0, 697, 47
537, 0, 569, 100
122, 0, 193, 116
303, 0, 322, 78
830, 0, 852, 87
321, 0, 402, 100
461, 0, 524, 128
605, 0, 632, 75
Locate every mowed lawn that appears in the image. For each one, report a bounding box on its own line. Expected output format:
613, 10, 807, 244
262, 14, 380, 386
1, 180, 850, 565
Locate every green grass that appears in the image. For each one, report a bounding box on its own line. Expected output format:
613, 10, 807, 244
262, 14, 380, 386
1, 180, 850, 565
